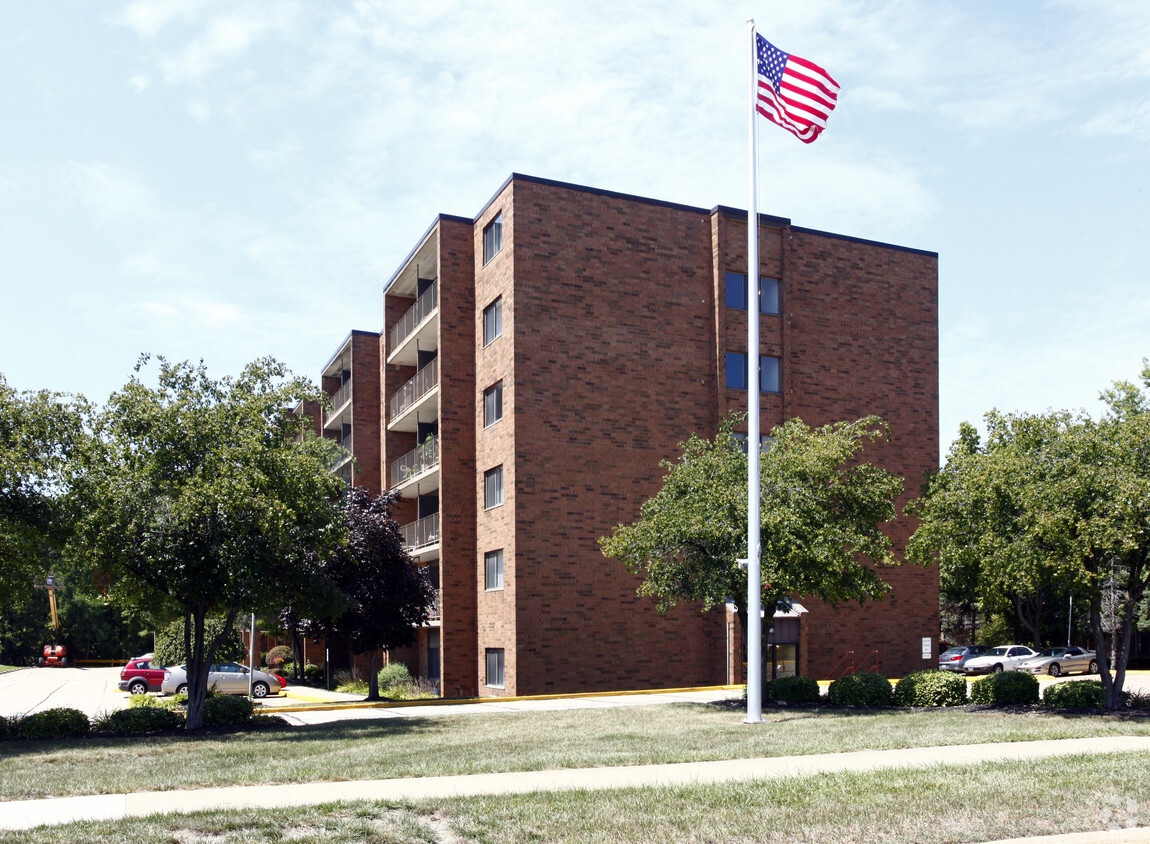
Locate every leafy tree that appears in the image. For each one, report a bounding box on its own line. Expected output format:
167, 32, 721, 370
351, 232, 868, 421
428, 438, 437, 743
0, 373, 85, 605
69, 356, 347, 729
291, 488, 435, 700
153, 616, 245, 666
909, 360, 1150, 709
600, 413, 904, 637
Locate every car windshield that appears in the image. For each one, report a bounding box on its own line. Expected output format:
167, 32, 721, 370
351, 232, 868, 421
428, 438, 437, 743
1037, 649, 1064, 657
940, 648, 965, 657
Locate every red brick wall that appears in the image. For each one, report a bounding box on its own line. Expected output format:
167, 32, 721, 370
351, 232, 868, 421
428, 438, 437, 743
348, 332, 381, 494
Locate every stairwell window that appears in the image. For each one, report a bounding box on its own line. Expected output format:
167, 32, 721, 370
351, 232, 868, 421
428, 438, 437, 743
484, 465, 504, 509
484, 381, 503, 427
483, 297, 503, 346
726, 353, 782, 393
483, 213, 503, 264
725, 272, 780, 315
486, 648, 505, 688
485, 549, 504, 590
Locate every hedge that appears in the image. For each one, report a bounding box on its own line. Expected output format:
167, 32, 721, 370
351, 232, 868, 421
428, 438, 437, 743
828, 672, 893, 707
103, 706, 184, 733
17, 707, 90, 739
1043, 680, 1105, 709
767, 675, 821, 704
970, 671, 1039, 705
894, 670, 968, 707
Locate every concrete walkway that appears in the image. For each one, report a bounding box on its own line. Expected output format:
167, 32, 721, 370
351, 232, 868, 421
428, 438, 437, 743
3, 735, 1150, 835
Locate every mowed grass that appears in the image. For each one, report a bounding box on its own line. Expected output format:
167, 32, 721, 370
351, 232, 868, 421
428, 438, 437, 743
2, 702, 1150, 801
5, 752, 1149, 843
0, 665, 18, 674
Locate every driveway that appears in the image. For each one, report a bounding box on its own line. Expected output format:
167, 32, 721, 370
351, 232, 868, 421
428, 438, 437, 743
0, 666, 128, 719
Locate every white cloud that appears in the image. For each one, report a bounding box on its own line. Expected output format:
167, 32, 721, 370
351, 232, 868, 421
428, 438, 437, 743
187, 99, 211, 122
116, 0, 220, 39
1081, 99, 1150, 141
128, 74, 150, 92
64, 162, 153, 223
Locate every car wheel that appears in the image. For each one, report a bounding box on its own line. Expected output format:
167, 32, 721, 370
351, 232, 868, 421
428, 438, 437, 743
128, 679, 149, 695
993, 664, 1004, 673
1089, 660, 1098, 674
175, 684, 188, 696
1048, 663, 1061, 677
252, 681, 269, 698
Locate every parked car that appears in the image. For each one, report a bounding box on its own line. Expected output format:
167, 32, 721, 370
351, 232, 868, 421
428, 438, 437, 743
938, 645, 991, 673
162, 662, 284, 698
118, 653, 166, 695
1017, 647, 1097, 677
963, 645, 1039, 675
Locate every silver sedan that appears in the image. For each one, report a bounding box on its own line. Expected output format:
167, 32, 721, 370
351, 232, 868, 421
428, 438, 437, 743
162, 663, 284, 698
1017, 647, 1097, 677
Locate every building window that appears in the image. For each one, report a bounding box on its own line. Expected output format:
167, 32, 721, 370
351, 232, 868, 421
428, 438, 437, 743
483, 213, 503, 264
724, 272, 780, 315
484, 465, 504, 509
485, 549, 504, 590
483, 381, 503, 427
726, 353, 782, 393
485, 648, 505, 688
483, 297, 503, 346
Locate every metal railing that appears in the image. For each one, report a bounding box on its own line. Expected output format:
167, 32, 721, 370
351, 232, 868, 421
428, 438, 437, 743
428, 589, 441, 620
389, 280, 438, 353
325, 379, 352, 425
389, 358, 438, 420
401, 512, 440, 551
391, 435, 439, 487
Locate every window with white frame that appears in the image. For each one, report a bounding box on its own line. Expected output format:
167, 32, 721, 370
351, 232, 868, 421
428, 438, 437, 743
483, 381, 503, 427
484, 465, 504, 509
485, 549, 504, 590
483, 213, 503, 264
483, 296, 503, 346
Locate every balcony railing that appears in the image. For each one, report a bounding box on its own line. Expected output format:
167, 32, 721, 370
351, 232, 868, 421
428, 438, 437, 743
401, 512, 440, 552
325, 379, 352, 425
391, 435, 439, 487
389, 358, 438, 420
428, 589, 441, 621
390, 280, 438, 353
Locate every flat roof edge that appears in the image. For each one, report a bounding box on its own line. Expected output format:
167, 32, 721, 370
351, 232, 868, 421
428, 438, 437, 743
474, 173, 713, 220
713, 205, 936, 257
384, 214, 472, 294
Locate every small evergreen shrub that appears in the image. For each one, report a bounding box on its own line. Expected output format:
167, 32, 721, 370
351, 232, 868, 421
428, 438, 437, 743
894, 670, 968, 707
768, 675, 820, 704
103, 707, 183, 733
1044, 680, 1105, 709
0, 714, 14, 740
828, 672, 893, 707
202, 695, 254, 727
17, 707, 90, 739
303, 663, 324, 683
378, 661, 413, 692
265, 645, 292, 669
970, 671, 1039, 705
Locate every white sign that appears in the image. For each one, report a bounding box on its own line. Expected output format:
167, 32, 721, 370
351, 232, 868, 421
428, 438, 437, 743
921, 637, 932, 659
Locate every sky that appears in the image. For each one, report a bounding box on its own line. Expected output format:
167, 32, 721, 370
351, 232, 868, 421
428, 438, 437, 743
2, 0, 1148, 453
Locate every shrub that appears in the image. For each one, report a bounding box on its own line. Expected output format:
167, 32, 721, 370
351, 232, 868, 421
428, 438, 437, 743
266, 645, 292, 669
1124, 689, 1150, 711
103, 707, 183, 733
202, 695, 254, 727
0, 714, 15, 740
894, 670, 968, 707
17, 707, 90, 739
303, 663, 324, 683
1044, 680, 1105, 709
768, 675, 821, 704
828, 672, 893, 707
378, 661, 412, 692
970, 671, 1039, 705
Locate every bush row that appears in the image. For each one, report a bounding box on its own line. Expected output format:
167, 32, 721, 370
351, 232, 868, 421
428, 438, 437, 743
1, 696, 263, 740
764, 669, 1131, 710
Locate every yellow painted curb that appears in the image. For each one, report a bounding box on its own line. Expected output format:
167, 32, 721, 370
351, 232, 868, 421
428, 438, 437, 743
269, 684, 744, 714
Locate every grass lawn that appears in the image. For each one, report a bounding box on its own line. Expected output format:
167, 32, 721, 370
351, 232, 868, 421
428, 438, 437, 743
5, 752, 1149, 843
0, 666, 18, 674
2, 701, 1149, 801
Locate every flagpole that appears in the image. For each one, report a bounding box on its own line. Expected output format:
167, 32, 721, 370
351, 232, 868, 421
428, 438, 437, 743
744, 18, 763, 725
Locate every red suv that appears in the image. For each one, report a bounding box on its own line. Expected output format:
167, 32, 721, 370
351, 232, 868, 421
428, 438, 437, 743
118, 654, 166, 695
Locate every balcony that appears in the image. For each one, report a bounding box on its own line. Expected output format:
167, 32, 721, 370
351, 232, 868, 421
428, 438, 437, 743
391, 435, 440, 496
401, 513, 440, 563
388, 359, 438, 432
324, 379, 352, 427
388, 281, 438, 367
428, 589, 441, 622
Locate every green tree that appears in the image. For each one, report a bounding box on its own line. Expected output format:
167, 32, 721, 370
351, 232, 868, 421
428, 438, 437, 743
69, 356, 347, 729
600, 414, 904, 637
0, 373, 85, 605
153, 616, 245, 666
909, 360, 1150, 709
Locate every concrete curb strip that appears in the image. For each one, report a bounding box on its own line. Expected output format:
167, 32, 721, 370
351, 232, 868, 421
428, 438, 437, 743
2, 736, 1150, 831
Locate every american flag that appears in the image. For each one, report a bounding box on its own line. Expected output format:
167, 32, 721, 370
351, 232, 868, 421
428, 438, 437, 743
755, 34, 839, 144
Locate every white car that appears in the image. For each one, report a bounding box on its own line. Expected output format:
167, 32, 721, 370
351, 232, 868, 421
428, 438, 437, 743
963, 645, 1038, 675
162, 662, 284, 698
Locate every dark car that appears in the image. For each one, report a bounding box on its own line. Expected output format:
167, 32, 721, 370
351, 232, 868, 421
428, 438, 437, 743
118, 653, 166, 695
938, 645, 991, 673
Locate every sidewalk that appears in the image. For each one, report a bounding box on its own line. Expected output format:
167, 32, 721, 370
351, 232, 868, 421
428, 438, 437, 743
3, 735, 1149, 834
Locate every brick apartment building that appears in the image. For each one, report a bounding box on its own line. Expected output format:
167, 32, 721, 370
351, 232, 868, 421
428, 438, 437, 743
306, 173, 939, 698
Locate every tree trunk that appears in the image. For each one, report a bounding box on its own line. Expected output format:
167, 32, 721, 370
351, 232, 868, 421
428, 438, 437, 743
1089, 593, 1119, 710
184, 610, 208, 731
365, 650, 381, 701
291, 632, 303, 682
